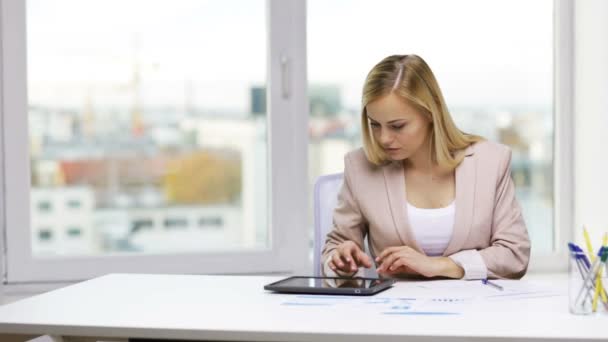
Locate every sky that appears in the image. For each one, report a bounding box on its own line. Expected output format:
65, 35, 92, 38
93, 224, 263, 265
307, 0, 553, 108
27, 0, 552, 110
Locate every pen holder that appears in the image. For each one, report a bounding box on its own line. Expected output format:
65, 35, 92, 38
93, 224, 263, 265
568, 245, 608, 315
569, 249, 593, 315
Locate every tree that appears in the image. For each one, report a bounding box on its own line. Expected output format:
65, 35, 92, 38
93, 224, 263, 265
164, 151, 241, 205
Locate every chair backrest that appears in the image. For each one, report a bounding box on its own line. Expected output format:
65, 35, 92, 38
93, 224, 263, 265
313, 173, 344, 276
313, 173, 376, 277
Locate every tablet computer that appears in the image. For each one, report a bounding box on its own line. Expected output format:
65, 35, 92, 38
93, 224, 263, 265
264, 276, 395, 296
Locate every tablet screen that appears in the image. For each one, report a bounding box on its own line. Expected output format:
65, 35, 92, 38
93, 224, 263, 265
277, 277, 384, 289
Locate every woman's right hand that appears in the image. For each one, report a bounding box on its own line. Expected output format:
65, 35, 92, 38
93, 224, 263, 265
328, 241, 373, 274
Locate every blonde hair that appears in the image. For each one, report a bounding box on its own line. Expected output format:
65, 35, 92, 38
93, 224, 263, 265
361, 54, 484, 168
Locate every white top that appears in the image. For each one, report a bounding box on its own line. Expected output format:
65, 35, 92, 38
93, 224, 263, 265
407, 200, 455, 256
324, 198, 488, 280
0, 273, 600, 342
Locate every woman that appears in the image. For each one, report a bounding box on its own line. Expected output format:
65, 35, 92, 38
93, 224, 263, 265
321, 54, 530, 280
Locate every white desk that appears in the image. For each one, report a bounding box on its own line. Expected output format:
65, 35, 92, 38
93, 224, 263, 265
0, 273, 605, 342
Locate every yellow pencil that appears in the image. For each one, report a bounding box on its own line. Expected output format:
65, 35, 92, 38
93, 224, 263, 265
593, 263, 602, 312
583, 227, 607, 308
592, 232, 608, 311
583, 226, 594, 262
601, 233, 608, 304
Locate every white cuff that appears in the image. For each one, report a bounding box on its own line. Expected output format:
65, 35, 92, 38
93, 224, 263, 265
448, 249, 488, 280
323, 252, 363, 277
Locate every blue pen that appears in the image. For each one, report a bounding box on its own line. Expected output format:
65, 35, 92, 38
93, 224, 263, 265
569, 244, 595, 305
572, 253, 587, 277
575, 244, 608, 304
574, 245, 608, 307
482, 278, 503, 291
569, 243, 590, 275
579, 246, 592, 269
570, 243, 592, 269
575, 247, 608, 306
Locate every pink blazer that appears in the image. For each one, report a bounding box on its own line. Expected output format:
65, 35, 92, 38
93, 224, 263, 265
321, 140, 531, 279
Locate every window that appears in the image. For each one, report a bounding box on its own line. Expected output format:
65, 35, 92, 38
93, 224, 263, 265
308, 0, 559, 255
37, 200, 52, 212
66, 227, 82, 237
66, 200, 81, 209
2, 0, 308, 283
199, 217, 223, 228
1, 0, 570, 284
26, 0, 268, 255
164, 218, 188, 229
38, 229, 53, 241
131, 219, 154, 233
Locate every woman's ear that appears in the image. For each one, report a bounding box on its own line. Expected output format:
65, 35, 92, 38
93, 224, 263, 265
422, 108, 433, 125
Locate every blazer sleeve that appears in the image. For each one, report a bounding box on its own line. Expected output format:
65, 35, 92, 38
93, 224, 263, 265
320, 153, 368, 276
477, 147, 531, 279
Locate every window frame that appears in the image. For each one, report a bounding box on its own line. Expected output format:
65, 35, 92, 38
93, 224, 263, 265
515, 0, 573, 273
0, 0, 310, 283
526, 0, 573, 272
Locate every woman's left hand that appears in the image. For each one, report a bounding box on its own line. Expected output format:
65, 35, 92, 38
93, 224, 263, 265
376, 246, 442, 278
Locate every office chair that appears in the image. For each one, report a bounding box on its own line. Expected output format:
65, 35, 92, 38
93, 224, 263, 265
313, 173, 375, 277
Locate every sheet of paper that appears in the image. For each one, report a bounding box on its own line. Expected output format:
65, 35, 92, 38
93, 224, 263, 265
276, 279, 566, 315
281, 294, 471, 315
410, 279, 565, 300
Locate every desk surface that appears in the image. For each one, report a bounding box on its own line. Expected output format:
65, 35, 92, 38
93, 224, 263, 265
0, 273, 606, 342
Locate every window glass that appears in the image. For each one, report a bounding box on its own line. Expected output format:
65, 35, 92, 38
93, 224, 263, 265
308, 0, 554, 252
28, 0, 269, 256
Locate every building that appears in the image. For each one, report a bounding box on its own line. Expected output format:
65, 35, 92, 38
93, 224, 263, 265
31, 187, 97, 255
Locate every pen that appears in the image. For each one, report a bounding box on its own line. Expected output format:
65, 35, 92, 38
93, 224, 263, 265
569, 244, 596, 305
575, 247, 608, 307
582, 226, 604, 305
581, 231, 608, 305
593, 245, 608, 311
602, 233, 608, 303
482, 278, 503, 291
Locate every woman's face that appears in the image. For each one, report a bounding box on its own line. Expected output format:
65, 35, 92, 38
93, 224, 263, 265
366, 93, 431, 161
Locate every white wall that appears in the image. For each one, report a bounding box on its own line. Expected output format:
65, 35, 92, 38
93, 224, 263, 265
574, 0, 608, 246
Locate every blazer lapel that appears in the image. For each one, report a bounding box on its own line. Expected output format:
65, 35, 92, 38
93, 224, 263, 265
443, 145, 476, 256
382, 161, 424, 253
